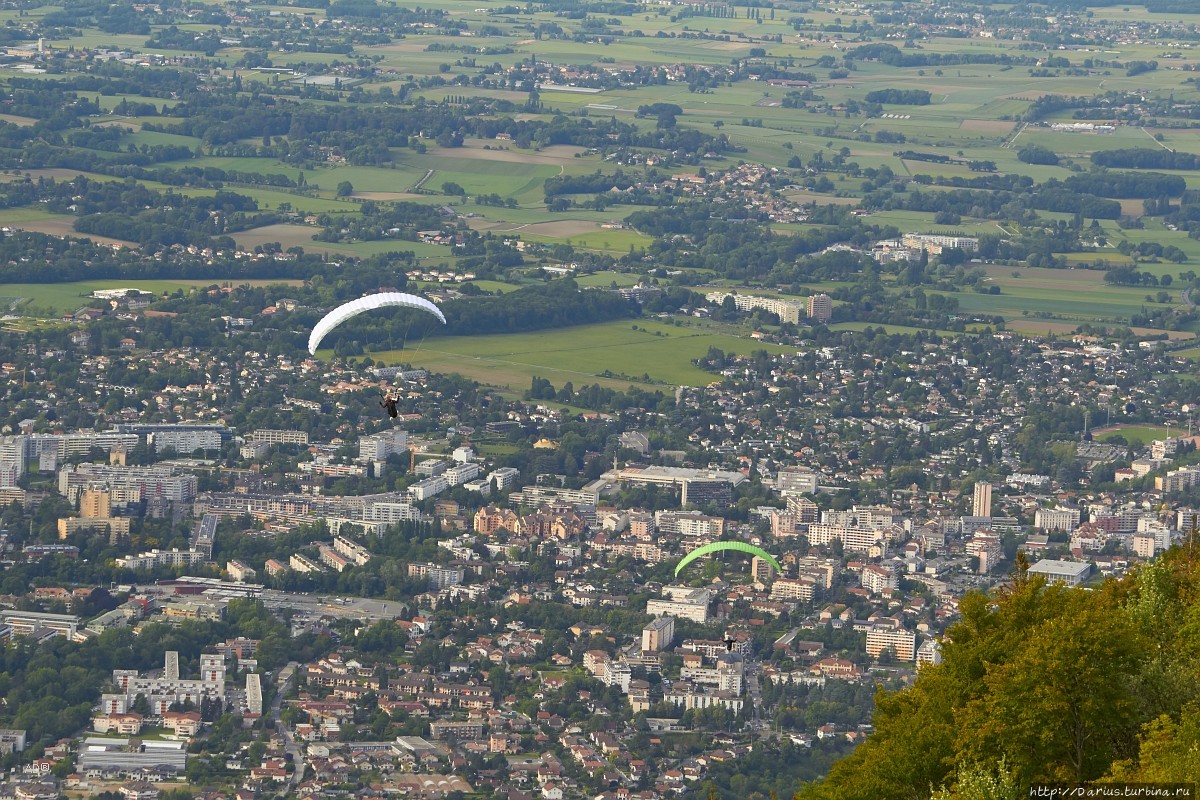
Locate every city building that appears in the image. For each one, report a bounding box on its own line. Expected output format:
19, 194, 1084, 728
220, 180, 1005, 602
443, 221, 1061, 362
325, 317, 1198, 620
226, 560, 256, 582
806, 293, 833, 324
358, 429, 408, 461
901, 233, 979, 254
1035, 507, 1081, 532
641, 616, 675, 652
965, 531, 1003, 574
408, 562, 465, 590
1028, 559, 1092, 586
865, 626, 916, 661
916, 639, 943, 668
751, 555, 779, 584
646, 587, 712, 623
248, 429, 309, 446
115, 549, 204, 571
704, 291, 804, 324
776, 467, 819, 495
972, 481, 992, 519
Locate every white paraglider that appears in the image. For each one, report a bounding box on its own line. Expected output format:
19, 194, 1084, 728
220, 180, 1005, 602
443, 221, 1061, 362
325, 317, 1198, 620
307, 292, 446, 355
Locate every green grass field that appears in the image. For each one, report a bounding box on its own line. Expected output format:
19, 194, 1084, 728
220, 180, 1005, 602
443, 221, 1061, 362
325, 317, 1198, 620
0, 279, 303, 315
1095, 425, 1179, 447
356, 317, 788, 392
829, 322, 966, 337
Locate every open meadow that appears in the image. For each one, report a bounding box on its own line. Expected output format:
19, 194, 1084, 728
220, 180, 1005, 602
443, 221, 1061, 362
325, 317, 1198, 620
0, 279, 304, 314
360, 318, 789, 393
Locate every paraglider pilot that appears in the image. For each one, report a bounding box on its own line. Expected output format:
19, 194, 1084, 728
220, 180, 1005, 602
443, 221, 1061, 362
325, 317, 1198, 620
379, 391, 399, 419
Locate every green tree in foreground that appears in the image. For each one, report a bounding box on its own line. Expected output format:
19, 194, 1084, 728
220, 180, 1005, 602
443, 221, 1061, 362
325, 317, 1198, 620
796, 545, 1200, 799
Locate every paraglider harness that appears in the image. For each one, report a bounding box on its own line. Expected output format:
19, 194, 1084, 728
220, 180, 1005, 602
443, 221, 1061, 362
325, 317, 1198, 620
379, 391, 399, 419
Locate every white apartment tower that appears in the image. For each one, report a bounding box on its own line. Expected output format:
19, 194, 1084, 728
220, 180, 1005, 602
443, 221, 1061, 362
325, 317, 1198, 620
972, 481, 992, 519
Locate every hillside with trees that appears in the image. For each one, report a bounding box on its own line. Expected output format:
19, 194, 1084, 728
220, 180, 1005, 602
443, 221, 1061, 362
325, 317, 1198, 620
795, 546, 1200, 800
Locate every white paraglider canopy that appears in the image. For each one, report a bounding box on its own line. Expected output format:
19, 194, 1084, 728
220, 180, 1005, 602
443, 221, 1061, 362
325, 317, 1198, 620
308, 292, 446, 355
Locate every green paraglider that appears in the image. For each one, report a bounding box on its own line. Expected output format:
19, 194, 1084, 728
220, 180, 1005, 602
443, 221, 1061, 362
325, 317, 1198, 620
674, 541, 782, 578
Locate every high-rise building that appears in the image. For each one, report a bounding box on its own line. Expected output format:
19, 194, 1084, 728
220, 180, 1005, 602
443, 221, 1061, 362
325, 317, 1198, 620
681, 479, 732, 509
359, 429, 408, 461
966, 531, 1003, 574
0, 437, 25, 488
806, 293, 833, 324
164, 651, 180, 682
972, 482, 992, 519
641, 616, 675, 653
866, 626, 916, 661
751, 555, 778, 584
80, 486, 112, 519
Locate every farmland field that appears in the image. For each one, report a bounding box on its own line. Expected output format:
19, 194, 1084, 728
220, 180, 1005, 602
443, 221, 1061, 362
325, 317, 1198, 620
0, 0, 1195, 347
362, 318, 789, 392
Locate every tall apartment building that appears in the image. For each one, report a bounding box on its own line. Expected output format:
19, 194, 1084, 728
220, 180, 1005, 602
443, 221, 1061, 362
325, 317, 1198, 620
866, 626, 916, 661
786, 495, 819, 522
860, 564, 898, 594
80, 486, 112, 519
141, 426, 226, 454
821, 505, 896, 529
0, 437, 24, 488
409, 475, 449, 501
806, 293, 833, 324
770, 577, 816, 602
806, 524, 889, 555
358, 429, 408, 461
333, 535, 373, 566
191, 513, 217, 559
1157, 466, 1200, 494
408, 562, 465, 590
966, 531, 1003, 574
110, 650, 226, 715
415, 459, 449, 478
972, 481, 992, 518
681, 479, 732, 509
289, 553, 324, 574
751, 555, 778, 584
490, 467, 520, 491
445, 462, 480, 486
642, 616, 675, 653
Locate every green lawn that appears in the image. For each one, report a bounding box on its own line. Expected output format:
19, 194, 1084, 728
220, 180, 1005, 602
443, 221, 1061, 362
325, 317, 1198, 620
829, 322, 967, 337
1096, 425, 1179, 447
349, 317, 789, 392
0, 279, 303, 315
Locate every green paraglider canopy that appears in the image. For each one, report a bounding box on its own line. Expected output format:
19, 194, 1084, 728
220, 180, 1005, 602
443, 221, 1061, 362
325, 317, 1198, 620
674, 541, 782, 578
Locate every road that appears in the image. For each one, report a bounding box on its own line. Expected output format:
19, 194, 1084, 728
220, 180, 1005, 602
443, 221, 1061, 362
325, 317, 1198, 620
271, 661, 305, 792
744, 659, 768, 734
